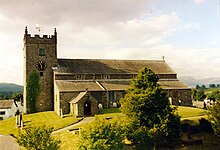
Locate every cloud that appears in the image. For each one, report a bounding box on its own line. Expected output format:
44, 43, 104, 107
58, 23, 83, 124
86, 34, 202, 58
0, 0, 153, 27
193, 0, 208, 4
58, 14, 179, 57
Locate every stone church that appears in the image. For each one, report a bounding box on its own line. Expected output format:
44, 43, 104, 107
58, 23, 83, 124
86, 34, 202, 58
23, 27, 192, 116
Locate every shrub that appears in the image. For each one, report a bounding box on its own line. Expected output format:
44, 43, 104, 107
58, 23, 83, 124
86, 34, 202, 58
16, 125, 60, 150
199, 118, 213, 133
181, 119, 200, 134
208, 101, 220, 136
77, 118, 125, 150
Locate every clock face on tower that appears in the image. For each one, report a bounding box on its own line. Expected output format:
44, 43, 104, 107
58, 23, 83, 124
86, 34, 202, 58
36, 61, 47, 71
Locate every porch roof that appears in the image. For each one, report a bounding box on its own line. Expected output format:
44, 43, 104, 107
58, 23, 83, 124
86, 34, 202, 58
69, 92, 87, 104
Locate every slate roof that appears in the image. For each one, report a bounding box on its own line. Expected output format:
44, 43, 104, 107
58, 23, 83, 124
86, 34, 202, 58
55, 80, 104, 92
55, 79, 189, 92
0, 100, 14, 109
99, 80, 130, 91
56, 59, 176, 75
158, 80, 190, 90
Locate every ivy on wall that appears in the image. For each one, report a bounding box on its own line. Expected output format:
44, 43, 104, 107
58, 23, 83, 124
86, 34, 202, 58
27, 70, 40, 113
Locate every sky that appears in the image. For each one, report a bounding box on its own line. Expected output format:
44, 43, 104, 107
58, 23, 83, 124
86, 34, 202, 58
0, 0, 220, 85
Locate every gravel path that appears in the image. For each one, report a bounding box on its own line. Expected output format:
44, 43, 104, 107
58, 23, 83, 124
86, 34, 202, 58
0, 134, 20, 150
52, 117, 95, 134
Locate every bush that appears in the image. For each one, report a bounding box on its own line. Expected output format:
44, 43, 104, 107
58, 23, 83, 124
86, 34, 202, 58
77, 118, 125, 150
16, 125, 60, 150
181, 118, 213, 134
199, 118, 213, 133
208, 101, 220, 136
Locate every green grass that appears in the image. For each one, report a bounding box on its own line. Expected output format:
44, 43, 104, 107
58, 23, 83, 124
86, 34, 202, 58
0, 111, 81, 136
97, 107, 121, 114
55, 106, 208, 150
97, 106, 208, 119
54, 130, 79, 150
177, 106, 207, 118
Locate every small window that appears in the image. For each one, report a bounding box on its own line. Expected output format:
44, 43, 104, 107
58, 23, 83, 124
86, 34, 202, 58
109, 91, 116, 101
40, 71, 44, 77
39, 48, 46, 56
0, 111, 5, 115
75, 75, 85, 80
101, 75, 110, 79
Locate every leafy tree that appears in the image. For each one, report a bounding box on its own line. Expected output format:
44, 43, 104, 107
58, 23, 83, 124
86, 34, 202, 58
192, 88, 197, 100
120, 68, 180, 148
209, 84, 216, 88
195, 89, 206, 101
196, 85, 200, 89
26, 70, 40, 113
201, 85, 206, 90
208, 101, 220, 136
16, 125, 60, 150
77, 118, 125, 150
12, 93, 23, 101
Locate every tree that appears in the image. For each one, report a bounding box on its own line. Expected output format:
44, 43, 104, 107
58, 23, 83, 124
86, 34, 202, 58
208, 101, 220, 136
12, 93, 23, 101
16, 125, 60, 150
201, 85, 206, 90
26, 70, 40, 113
209, 84, 216, 88
195, 89, 206, 101
192, 88, 197, 100
77, 118, 125, 150
120, 68, 180, 148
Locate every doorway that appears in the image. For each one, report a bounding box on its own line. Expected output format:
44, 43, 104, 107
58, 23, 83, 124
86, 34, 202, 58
84, 101, 91, 116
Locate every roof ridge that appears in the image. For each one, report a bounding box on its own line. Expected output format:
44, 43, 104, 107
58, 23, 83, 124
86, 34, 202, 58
57, 58, 164, 62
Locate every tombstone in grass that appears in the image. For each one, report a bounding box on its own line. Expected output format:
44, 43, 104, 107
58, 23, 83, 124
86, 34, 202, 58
98, 103, 103, 109
113, 102, 117, 108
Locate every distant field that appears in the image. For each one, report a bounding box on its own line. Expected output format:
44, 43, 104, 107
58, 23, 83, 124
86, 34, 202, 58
0, 111, 81, 136
205, 87, 220, 94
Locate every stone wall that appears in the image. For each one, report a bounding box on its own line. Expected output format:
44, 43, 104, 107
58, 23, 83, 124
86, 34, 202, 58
167, 89, 192, 106
60, 92, 79, 114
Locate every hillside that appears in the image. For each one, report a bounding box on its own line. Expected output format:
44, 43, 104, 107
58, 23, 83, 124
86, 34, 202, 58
0, 83, 23, 93
179, 76, 220, 88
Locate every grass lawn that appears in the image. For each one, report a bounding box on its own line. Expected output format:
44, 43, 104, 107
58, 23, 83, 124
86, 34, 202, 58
0, 111, 81, 136
97, 106, 208, 119
56, 106, 212, 150
177, 106, 207, 119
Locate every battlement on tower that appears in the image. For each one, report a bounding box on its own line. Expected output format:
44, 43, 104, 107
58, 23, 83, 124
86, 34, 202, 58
24, 27, 57, 44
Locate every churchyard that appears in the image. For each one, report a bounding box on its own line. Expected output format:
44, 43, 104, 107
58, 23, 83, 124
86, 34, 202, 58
1, 106, 219, 149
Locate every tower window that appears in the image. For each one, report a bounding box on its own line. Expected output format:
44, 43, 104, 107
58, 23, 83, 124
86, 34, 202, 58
39, 48, 46, 56
40, 71, 44, 77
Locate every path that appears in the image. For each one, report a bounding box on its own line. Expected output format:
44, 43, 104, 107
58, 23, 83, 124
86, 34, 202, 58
52, 117, 95, 134
0, 134, 20, 150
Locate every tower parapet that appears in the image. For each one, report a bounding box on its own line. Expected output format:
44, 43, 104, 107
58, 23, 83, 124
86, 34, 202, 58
24, 27, 57, 44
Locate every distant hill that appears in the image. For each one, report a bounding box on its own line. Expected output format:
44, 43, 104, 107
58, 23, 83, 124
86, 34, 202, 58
179, 76, 220, 88
0, 83, 23, 93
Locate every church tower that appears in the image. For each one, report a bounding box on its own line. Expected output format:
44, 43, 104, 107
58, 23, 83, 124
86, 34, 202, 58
23, 27, 57, 113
